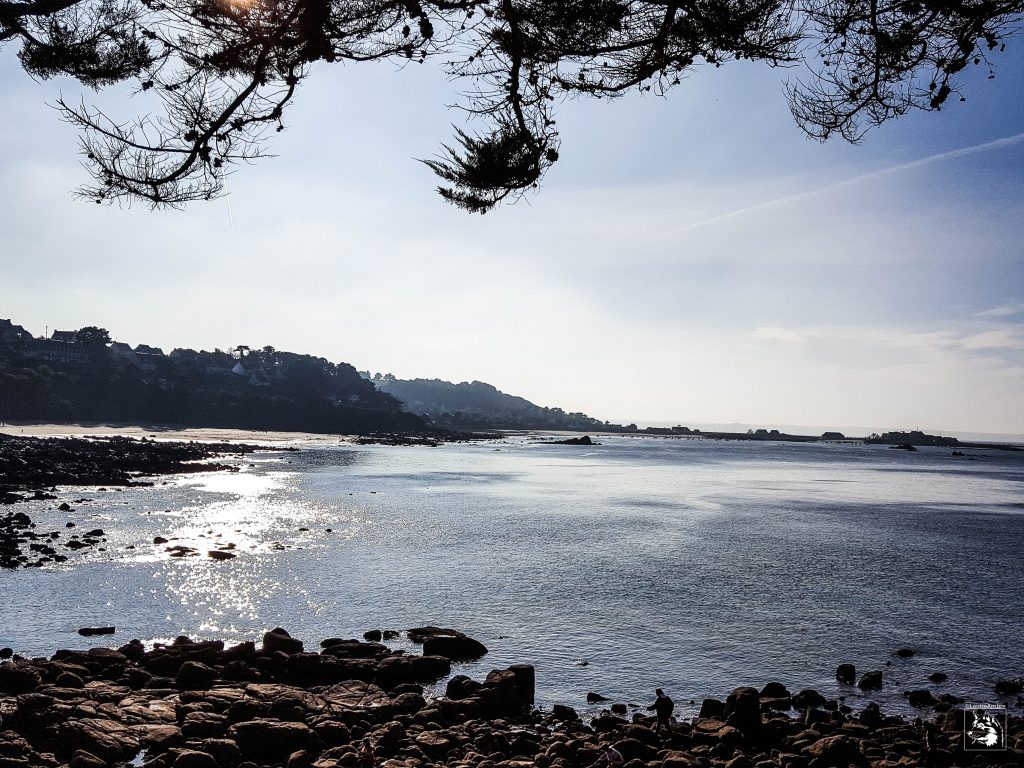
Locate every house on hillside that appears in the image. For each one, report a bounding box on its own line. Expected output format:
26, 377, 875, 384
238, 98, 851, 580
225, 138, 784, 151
108, 341, 140, 366
50, 330, 77, 343
134, 344, 165, 370
0, 319, 31, 343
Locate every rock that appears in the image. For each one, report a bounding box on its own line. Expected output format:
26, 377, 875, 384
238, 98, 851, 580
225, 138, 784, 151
698, 698, 725, 719
803, 734, 865, 766
611, 738, 658, 763
407, 626, 462, 643
551, 704, 578, 721
207, 550, 236, 560
994, 679, 1023, 695
228, 719, 319, 761
893, 648, 916, 658
446, 674, 482, 700
760, 682, 791, 698
928, 672, 947, 683
857, 671, 882, 690
59, 717, 141, 762
154, 536, 169, 544
77, 626, 115, 636
725, 687, 762, 734
906, 689, 936, 708
363, 630, 383, 642
70, 751, 107, 768
422, 633, 488, 660
415, 731, 458, 757
611, 703, 628, 715
263, 628, 303, 655
0, 664, 41, 694
176, 661, 218, 690
835, 664, 856, 684
791, 689, 826, 709
587, 691, 609, 703
173, 750, 220, 768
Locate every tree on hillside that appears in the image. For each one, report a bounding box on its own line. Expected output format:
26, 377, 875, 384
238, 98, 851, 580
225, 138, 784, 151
2, 0, 1019, 211
75, 326, 111, 347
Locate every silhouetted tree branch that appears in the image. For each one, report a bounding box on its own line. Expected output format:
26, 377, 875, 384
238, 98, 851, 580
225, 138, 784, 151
1, 0, 1020, 211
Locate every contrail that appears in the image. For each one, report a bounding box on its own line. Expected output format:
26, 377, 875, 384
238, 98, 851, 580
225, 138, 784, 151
641, 130, 1024, 243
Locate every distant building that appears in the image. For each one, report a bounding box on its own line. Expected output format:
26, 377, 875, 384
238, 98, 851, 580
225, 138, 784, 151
108, 341, 140, 366
0, 319, 31, 343
134, 344, 165, 370
821, 431, 846, 440
50, 330, 77, 343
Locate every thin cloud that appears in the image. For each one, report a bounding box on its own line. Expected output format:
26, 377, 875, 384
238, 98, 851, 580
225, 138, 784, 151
977, 304, 1024, 318
641, 131, 1024, 243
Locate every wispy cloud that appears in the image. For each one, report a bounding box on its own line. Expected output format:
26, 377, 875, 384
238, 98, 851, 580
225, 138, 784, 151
977, 304, 1024, 318
641, 131, 1024, 243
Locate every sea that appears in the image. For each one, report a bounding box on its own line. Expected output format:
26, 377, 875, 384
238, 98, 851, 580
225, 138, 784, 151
3, 433, 1023, 718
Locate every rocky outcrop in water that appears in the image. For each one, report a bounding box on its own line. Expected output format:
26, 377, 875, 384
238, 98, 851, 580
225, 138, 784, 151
0, 434, 268, 505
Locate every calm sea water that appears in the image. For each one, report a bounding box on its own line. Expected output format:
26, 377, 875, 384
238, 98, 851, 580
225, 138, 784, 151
3, 434, 1023, 717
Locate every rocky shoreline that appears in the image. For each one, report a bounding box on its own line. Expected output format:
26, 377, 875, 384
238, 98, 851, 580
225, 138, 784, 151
0, 434, 269, 505
0, 434, 274, 569
0, 628, 1020, 768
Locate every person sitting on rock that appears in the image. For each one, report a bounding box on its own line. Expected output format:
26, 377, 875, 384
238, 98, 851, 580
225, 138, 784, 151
648, 688, 675, 731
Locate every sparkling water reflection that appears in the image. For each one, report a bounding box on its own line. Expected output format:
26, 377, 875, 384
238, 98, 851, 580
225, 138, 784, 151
2, 435, 1022, 717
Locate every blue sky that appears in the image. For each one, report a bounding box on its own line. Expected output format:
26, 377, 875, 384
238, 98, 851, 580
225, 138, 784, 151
1, 37, 1023, 436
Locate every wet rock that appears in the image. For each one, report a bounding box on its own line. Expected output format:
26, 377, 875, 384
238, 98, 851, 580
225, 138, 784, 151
587, 692, 609, 703
893, 648, 917, 658
207, 550, 236, 561
928, 672, 947, 683
906, 689, 936, 708
363, 630, 383, 642
263, 628, 303, 655
791, 689, 826, 709
446, 675, 482, 700
422, 633, 488, 661
77, 626, 116, 637
761, 682, 791, 698
699, 699, 725, 719
611, 703, 628, 715
857, 671, 882, 690
725, 687, 762, 734
836, 664, 856, 684
154, 536, 169, 544
995, 679, 1023, 695
551, 704, 578, 721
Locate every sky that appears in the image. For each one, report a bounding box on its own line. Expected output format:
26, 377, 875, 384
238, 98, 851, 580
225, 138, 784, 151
1, 28, 1023, 437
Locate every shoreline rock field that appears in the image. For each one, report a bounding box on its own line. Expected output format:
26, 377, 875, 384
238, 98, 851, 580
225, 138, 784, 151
0, 628, 1020, 768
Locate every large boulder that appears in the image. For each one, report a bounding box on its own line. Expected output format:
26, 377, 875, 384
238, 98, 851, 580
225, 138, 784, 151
835, 664, 856, 684
857, 671, 883, 690
803, 734, 866, 766
446, 674, 482, 700
724, 687, 761, 734
0, 663, 41, 694
262, 628, 303, 655
59, 718, 141, 762
227, 719, 319, 761
176, 661, 218, 690
422, 633, 488, 660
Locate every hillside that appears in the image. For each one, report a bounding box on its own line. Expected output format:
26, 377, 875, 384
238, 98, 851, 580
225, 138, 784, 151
0, 320, 426, 435
369, 375, 631, 431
